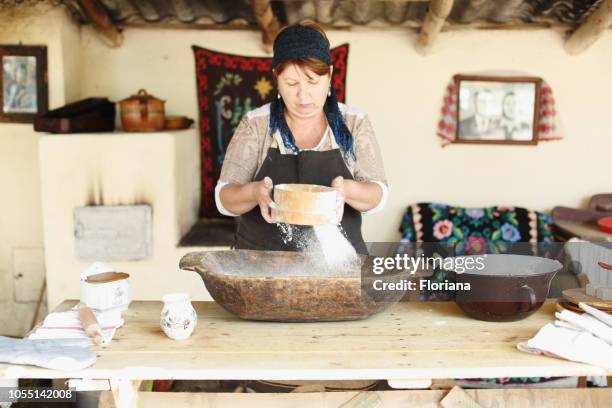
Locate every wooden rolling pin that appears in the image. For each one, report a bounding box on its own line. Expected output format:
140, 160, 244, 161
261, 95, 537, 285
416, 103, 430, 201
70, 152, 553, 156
78, 303, 105, 346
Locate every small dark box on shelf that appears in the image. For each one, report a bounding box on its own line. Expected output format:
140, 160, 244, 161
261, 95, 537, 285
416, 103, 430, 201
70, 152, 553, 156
34, 97, 116, 133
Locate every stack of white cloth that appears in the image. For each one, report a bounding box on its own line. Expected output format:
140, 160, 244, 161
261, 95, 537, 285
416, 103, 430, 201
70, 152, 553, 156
28, 306, 124, 346
518, 302, 612, 370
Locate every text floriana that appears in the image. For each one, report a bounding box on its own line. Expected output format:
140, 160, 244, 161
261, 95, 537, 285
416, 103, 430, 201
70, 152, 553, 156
372, 279, 471, 292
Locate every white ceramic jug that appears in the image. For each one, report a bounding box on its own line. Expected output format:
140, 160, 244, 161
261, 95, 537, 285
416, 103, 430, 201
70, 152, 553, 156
160, 293, 197, 340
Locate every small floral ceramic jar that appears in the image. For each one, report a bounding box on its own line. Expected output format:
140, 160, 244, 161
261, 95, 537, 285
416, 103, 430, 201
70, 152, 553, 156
160, 293, 197, 340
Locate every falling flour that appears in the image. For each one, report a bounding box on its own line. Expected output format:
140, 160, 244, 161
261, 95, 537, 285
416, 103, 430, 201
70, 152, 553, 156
276, 222, 358, 273
276, 223, 294, 245
312, 224, 358, 268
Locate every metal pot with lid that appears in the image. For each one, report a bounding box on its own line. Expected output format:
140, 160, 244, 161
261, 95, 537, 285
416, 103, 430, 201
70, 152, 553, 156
119, 89, 165, 132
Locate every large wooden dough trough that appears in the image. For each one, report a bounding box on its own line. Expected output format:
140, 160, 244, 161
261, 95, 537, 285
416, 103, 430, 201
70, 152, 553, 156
179, 250, 411, 322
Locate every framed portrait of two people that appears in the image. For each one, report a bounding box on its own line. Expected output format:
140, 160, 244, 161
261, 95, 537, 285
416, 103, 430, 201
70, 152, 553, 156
455, 75, 542, 145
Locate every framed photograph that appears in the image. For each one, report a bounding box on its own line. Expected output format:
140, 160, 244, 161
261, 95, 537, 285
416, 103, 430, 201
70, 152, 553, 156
454, 75, 542, 145
0, 45, 48, 123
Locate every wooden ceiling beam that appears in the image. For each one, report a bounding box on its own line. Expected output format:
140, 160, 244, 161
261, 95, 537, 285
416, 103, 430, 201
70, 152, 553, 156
385, 0, 408, 25
456, 0, 490, 23
489, 0, 524, 23
116, 20, 611, 33
565, 0, 612, 55
314, 0, 334, 25
250, 0, 281, 53
352, 0, 373, 24
417, 0, 454, 54
76, 0, 122, 47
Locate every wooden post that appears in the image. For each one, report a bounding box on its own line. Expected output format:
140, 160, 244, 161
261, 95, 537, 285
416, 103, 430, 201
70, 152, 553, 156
109, 379, 142, 408
353, 0, 373, 24
250, 0, 281, 53
417, 0, 454, 55
489, 0, 524, 23
456, 0, 490, 23
314, 0, 334, 24
76, 0, 122, 47
385, 0, 408, 25
565, 0, 612, 55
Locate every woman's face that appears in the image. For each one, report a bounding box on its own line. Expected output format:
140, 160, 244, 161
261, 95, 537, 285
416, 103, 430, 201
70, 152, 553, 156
276, 64, 331, 119
502, 94, 517, 119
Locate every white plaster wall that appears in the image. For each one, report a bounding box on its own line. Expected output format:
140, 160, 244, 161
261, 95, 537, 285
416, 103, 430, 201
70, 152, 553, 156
38, 130, 208, 309
174, 127, 202, 239
80, 26, 612, 243
0, 4, 80, 336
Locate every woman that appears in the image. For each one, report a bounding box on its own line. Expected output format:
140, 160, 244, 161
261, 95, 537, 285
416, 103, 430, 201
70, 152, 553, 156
499, 92, 531, 141
216, 21, 387, 253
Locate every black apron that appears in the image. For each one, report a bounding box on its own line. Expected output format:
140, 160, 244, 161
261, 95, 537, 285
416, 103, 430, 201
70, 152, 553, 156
234, 147, 367, 254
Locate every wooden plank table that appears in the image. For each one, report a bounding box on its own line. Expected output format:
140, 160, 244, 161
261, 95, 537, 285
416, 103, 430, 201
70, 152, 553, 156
1, 300, 610, 407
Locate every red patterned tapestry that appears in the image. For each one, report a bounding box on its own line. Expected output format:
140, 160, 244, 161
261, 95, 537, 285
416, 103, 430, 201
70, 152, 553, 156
193, 44, 349, 218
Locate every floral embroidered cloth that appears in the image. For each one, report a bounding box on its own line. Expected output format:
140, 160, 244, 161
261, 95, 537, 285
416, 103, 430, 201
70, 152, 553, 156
399, 202, 555, 300
400, 203, 553, 251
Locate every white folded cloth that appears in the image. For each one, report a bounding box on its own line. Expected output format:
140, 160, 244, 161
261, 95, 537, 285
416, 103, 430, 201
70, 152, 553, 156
555, 309, 612, 344
28, 307, 124, 345
580, 302, 612, 327
41, 308, 124, 328
554, 320, 581, 331
28, 328, 118, 344
518, 302, 612, 370
521, 323, 612, 370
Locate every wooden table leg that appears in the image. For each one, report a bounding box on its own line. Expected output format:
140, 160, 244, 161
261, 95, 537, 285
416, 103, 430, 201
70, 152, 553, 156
109, 379, 142, 408
98, 390, 116, 408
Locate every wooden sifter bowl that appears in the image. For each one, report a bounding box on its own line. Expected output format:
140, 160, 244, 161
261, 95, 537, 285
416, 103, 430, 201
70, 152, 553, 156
272, 183, 337, 226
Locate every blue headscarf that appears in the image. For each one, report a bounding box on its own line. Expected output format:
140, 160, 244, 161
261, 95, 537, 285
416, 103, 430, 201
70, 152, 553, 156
270, 26, 355, 160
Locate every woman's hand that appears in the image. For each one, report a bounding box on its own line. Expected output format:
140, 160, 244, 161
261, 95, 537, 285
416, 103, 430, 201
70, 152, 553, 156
255, 176, 276, 223
331, 176, 346, 224
218, 177, 277, 218
330, 177, 384, 218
